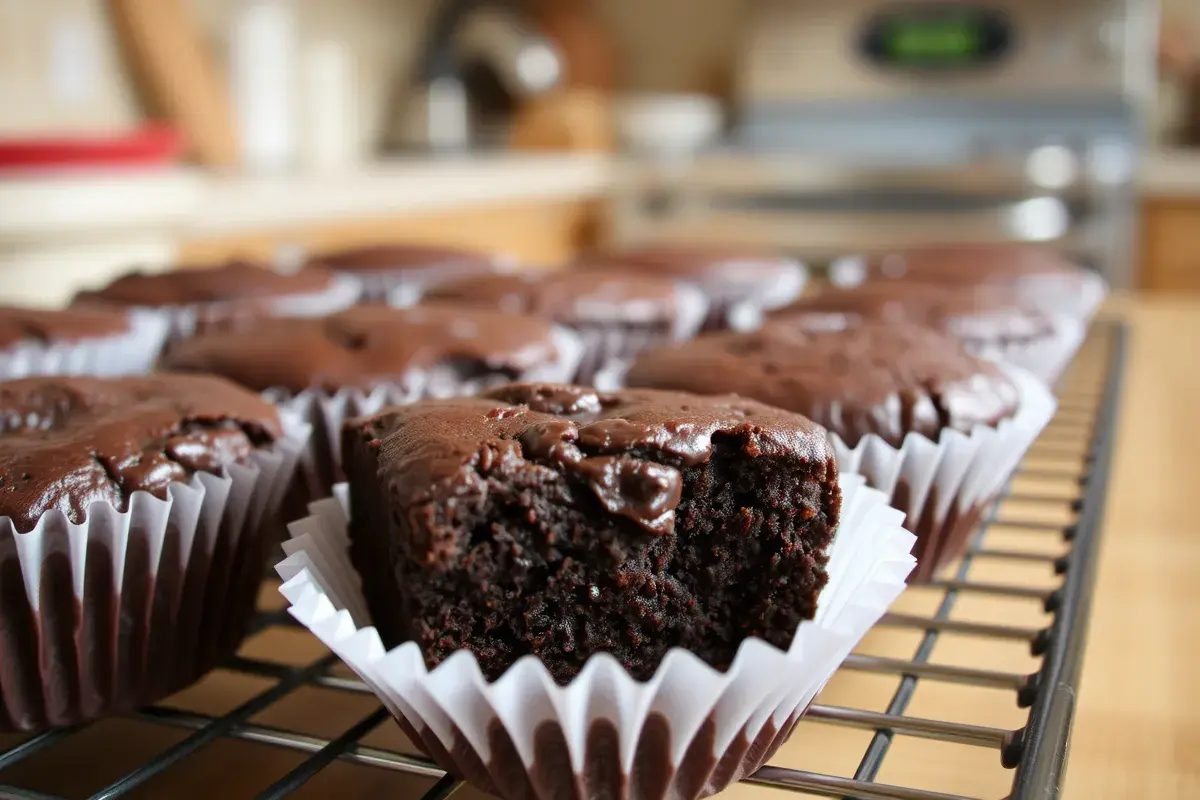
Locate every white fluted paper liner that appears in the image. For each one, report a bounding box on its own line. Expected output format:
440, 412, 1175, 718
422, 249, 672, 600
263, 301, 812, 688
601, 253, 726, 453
833, 366, 1056, 582
270, 326, 586, 502
0, 412, 311, 732
144, 274, 362, 346
0, 311, 170, 379
275, 474, 914, 800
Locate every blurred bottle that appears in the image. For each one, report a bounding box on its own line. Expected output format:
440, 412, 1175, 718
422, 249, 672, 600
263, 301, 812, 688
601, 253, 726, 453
299, 40, 359, 172
230, 0, 297, 172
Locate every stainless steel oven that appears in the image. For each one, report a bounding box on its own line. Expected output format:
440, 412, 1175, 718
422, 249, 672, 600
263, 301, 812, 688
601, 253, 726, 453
609, 0, 1157, 288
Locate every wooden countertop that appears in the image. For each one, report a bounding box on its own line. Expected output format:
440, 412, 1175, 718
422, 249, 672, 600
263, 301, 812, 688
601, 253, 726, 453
1061, 297, 1200, 799
0, 297, 1193, 799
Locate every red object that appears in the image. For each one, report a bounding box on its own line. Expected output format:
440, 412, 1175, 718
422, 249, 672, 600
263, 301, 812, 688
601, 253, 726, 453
0, 124, 183, 169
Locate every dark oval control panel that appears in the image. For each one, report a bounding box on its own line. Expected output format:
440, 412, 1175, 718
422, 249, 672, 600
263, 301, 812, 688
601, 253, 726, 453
859, 3, 1014, 71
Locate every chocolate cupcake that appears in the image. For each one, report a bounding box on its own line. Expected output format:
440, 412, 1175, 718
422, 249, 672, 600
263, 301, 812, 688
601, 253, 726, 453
422, 269, 706, 384
771, 281, 1085, 383
161, 305, 583, 502
306, 243, 507, 304
830, 243, 1107, 321
624, 323, 1055, 580
0, 374, 307, 731
574, 246, 806, 332
0, 305, 167, 379
279, 384, 914, 800
72, 260, 359, 346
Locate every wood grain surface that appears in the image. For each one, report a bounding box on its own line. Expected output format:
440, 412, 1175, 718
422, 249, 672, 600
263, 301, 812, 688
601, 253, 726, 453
0, 297, 1194, 799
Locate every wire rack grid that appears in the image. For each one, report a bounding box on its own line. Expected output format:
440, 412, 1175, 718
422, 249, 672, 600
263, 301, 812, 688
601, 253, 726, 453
0, 321, 1124, 800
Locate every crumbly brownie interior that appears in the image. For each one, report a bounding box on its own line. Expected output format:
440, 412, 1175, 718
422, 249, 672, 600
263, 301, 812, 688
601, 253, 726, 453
344, 386, 839, 684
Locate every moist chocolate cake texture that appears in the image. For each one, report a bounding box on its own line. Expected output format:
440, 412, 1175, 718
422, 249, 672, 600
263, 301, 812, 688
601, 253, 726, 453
0, 375, 282, 533
625, 322, 1021, 448
342, 383, 840, 684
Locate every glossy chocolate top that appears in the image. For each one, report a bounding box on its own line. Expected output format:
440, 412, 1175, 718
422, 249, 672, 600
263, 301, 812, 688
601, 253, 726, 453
348, 383, 831, 539
161, 304, 564, 394
0, 375, 282, 532
422, 269, 681, 325
73, 261, 336, 308
0, 306, 131, 348
626, 322, 1020, 448
308, 244, 498, 274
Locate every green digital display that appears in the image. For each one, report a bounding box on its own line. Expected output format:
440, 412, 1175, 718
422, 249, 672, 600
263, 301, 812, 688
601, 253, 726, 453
862, 7, 1011, 69
885, 20, 983, 61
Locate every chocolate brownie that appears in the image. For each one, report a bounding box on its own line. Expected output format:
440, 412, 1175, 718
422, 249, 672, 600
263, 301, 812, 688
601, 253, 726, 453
309, 244, 497, 275
343, 383, 840, 684
576, 246, 796, 284
161, 304, 566, 394
0, 375, 282, 532
771, 282, 1059, 354
423, 269, 681, 325
73, 260, 337, 308
831, 243, 1105, 317
574, 246, 805, 332
625, 322, 1020, 448
0, 306, 131, 349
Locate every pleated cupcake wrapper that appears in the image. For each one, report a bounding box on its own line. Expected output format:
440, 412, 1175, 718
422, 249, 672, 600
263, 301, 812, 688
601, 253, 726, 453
144, 274, 363, 349
276, 474, 915, 800
270, 326, 587, 503
832, 366, 1056, 583
683, 260, 808, 333
958, 313, 1088, 386
0, 311, 170, 380
365, 253, 517, 307
569, 283, 710, 386
0, 414, 311, 733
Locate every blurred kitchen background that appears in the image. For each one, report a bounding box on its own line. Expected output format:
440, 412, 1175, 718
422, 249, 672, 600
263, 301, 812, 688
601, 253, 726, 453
0, 0, 1193, 306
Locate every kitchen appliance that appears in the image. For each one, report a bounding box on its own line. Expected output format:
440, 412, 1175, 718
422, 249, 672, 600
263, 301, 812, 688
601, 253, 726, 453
611, 0, 1157, 288
390, 0, 563, 151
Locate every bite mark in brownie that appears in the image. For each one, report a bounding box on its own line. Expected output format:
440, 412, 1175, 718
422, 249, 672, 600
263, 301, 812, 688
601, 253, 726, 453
0, 375, 282, 532
342, 384, 839, 684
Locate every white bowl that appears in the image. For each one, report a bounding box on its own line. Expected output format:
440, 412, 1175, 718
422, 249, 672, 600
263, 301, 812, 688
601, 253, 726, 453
616, 93, 724, 155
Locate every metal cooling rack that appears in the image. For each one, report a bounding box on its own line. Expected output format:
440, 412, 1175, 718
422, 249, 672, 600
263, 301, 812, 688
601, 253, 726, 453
0, 321, 1125, 800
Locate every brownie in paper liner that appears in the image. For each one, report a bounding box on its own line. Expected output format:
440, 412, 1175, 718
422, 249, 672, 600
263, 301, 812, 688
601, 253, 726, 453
956, 312, 1087, 386
565, 284, 709, 386
832, 366, 1056, 583
0, 416, 309, 732
269, 326, 586, 507
0, 311, 169, 380
144, 274, 362, 348
275, 474, 915, 800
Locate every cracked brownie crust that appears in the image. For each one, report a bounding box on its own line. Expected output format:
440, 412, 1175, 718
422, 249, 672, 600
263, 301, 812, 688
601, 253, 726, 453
0, 375, 282, 532
626, 322, 1020, 448
343, 383, 840, 684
